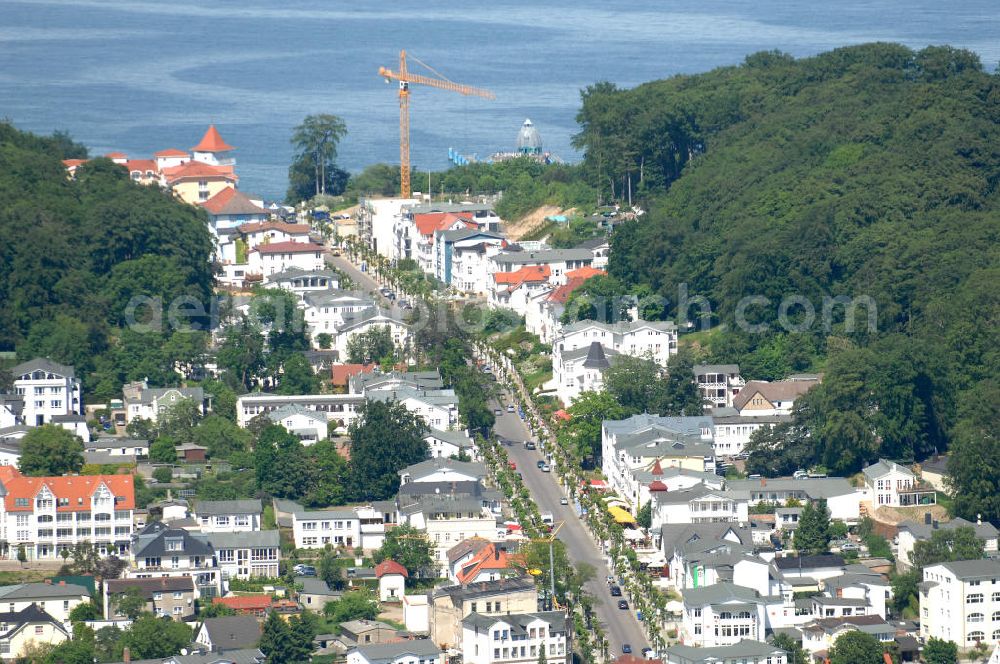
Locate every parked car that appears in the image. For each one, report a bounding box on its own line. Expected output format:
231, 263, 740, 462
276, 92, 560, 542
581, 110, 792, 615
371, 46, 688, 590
610, 585, 622, 597
494, 408, 502, 416
540, 464, 551, 472
622, 644, 632, 654
507, 404, 515, 412
560, 497, 569, 505
617, 599, 629, 610
524, 441, 536, 450
294, 564, 316, 577
537, 460, 546, 469
641, 648, 654, 658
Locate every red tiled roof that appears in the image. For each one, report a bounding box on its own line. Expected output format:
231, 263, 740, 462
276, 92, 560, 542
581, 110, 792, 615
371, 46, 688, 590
125, 159, 158, 173
155, 148, 188, 157
548, 269, 606, 304
375, 559, 408, 578
330, 363, 375, 387
62, 159, 88, 168
251, 241, 323, 255
553, 409, 571, 421
1, 467, 135, 512
455, 544, 516, 584
649, 480, 668, 492
104, 152, 127, 159
192, 124, 234, 152
213, 595, 272, 610
201, 188, 268, 216
566, 267, 605, 280
493, 265, 550, 287
413, 212, 473, 237
162, 160, 237, 184
237, 220, 309, 235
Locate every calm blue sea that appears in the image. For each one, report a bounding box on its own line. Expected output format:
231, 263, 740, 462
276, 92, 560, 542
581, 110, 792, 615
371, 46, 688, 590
2, 0, 998, 199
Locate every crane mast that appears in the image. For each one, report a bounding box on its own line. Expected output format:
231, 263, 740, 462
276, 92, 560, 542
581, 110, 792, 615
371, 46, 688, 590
379, 50, 495, 198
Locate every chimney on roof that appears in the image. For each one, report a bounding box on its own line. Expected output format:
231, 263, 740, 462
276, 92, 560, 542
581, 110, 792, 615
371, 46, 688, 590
924, 512, 932, 525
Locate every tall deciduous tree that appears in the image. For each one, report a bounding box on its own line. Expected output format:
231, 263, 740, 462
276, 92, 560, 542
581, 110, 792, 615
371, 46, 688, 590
947, 380, 1000, 525
922, 637, 958, 664
253, 425, 310, 499
288, 114, 348, 201
828, 631, 885, 664
559, 390, 629, 464
118, 614, 192, 660
19, 425, 84, 476
374, 525, 433, 577
346, 326, 395, 365
909, 526, 985, 569
348, 400, 428, 501
277, 354, 319, 395
217, 316, 265, 391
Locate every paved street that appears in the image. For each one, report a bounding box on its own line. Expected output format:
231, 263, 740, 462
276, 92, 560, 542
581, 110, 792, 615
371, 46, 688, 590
330, 251, 648, 655
492, 399, 650, 656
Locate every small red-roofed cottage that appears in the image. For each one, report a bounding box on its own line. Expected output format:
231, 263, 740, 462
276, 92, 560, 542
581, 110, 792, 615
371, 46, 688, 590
0, 467, 135, 560
201, 188, 269, 229
375, 559, 408, 601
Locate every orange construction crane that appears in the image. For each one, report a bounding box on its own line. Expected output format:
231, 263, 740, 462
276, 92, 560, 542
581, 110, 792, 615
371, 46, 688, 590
379, 50, 495, 198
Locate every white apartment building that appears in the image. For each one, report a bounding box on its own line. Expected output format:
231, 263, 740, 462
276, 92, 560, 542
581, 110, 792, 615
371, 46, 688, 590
433, 229, 506, 292
0, 468, 134, 560
601, 414, 716, 509
710, 412, 790, 457
0, 395, 23, 430
292, 508, 362, 549
266, 404, 329, 444
693, 364, 745, 409
681, 583, 783, 647
205, 530, 281, 580
425, 429, 479, 461
489, 265, 552, 314
921, 559, 1000, 647
652, 485, 748, 528
366, 388, 459, 431
553, 318, 678, 369
238, 221, 311, 251
301, 290, 375, 339
461, 611, 568, 664
11, 359, 81, 426
247, 240, 326, 278
398, 458, 488, 486
193, 500, 262, 533
551, 341, 616, 405
864, 459, 937, 509
359, 196, 419, 259
236, 392, 365, 431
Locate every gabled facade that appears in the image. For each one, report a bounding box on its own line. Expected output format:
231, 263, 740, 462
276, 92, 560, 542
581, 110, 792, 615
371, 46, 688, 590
0, 605, 70, 660
0, 582, 90, 622
127, 522, 222, 598
731, 377, 820, 416
124, 381, 208, 425
461, 611, 569, 664
247, 240, 326, 278
0, 467, 134, 560
554, 318, 678, 370
433, 229, 506, 292
863, 459, 937, 508
11, 359, 81, 426
104, 576, 196, 621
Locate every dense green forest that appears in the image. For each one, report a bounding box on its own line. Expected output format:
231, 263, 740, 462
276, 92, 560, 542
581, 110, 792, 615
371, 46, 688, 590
569, 43, 999, 517
0, 122, 216, 399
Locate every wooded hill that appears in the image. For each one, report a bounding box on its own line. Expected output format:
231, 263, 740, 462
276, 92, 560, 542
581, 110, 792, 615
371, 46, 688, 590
0, 122, 216, 398
572, 44, 999, 518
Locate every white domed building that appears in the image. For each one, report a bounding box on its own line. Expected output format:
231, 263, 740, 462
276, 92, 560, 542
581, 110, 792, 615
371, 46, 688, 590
516, 118, 543, 155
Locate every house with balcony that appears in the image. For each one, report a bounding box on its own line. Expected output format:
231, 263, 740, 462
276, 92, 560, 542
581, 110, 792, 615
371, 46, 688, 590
331, 310, 410, 358
235, 392, 365, 431
123, 380, 209, 425
398, 458, 488, 486
127, 522, 222, 598
266, 404, 329, 445
693, 364, 745, 410
292, 508, 361, 550
264, 267, 341, 298
425, 429, 479, 461
428, 577, 539, 650
800, 615, 896, 655
365, 387, 458, 431
651, 484, 748, 529
248, 240, 326, 279
10, 358, 81, 426
205, 531, 280, 580
726, 477, 864, 523
0, 467, 134, 560
863, 459, 936, 508
461, 611, 569, 664
662, 640, 788, 664
397, 494, 499, 574
897, 514, 999, 571
681, 583, 784, 647
433, 229, 507, 294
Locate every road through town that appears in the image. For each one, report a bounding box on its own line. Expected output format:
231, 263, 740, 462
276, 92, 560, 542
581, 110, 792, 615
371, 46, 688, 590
328, 252, 649, 655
